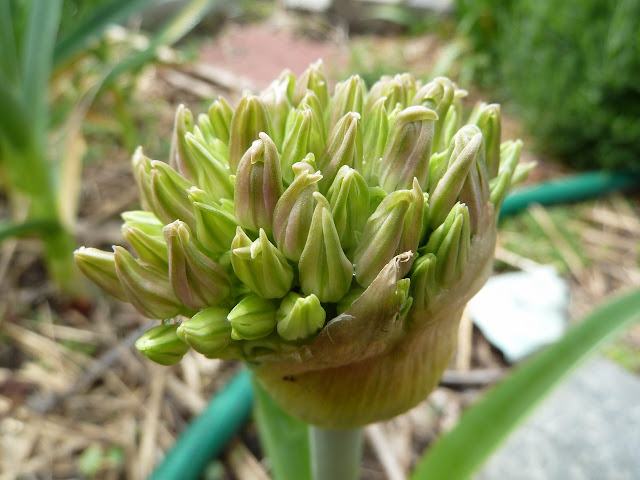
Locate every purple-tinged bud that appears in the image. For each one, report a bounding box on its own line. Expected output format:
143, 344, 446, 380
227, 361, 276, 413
440, 89, 467, 152
427, 125, 483, 230
410, 253, 439, 310
354, 179, 424, 287
184, 132, 233, 201
113, 246, 183, 319
164, 221, 231, 310
231, 228, 293, 299
135, 324, 189, 366
177, 307, 233, 357
228, 95, 274, 173
273, 159, 322, 261
276, 292, 326, 342
459, 146, 490, 234
169, 105, 197, 181
74, 247, 128, 302
234, 132, 283, 235
131, 148, 155, 212
362, 97, 389, 185
298, 193, 354, 302
327, 75, 366, 132
412, 77, 455, 153
188, 187, 237, 256
326, 165, 370, 251
474, 103, 501, 178
122, 226, 168, 269
208, 96, 233, 145
293, 60, 329, 109
228, 294, 278, 340
378, 106, 438, 192
365, 73, 416, 114
490, 140, 522, 209
150, 161, 196, 228
261, 70, 295, 146
317, 112, 362, 192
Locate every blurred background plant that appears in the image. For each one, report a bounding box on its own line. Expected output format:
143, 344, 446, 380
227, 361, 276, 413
0, 0, 221, 294
455, 0, 640, 172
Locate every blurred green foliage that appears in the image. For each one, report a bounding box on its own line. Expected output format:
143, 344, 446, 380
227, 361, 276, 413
456, 0, 640, 172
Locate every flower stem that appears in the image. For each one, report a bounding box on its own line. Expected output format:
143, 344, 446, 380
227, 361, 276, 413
309, 425, 363, 480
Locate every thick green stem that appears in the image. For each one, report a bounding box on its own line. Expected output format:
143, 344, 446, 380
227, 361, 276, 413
309, 425, 363, 480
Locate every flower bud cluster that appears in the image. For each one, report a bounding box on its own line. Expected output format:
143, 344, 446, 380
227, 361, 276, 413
75, 64, 527, 370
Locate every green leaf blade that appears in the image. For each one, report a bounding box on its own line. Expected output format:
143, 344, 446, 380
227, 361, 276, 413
411, 287, 640, 480
253, 376, 312, 480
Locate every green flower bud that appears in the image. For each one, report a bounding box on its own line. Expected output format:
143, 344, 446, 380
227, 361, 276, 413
422, 202, 471, 286
459, 145, 491, 234
317, 112, 362, 192
276, 292, 326, 342
427, 125, 483, 229
410, 253, 439, 310
231, 228, 294, 299
234, 132, 283, 235
362, 97, 389, 185
511, 160, 537, 188
272, 159, 322, 261
135, 324, 189, 366
474, 103, 501, 178
280, 104, 325, 185
189, 187, 237, 256
378, 106, 438, 192
208, 96, 233, 145
184, 132, 233, 201
121, 210, 164, 236
440, 89, 467, 152
412, 77, 455, 152
150, 161, 196, 228
335, 286, 366, 314
261, 70, 295, 146
177, 307, 233, 357
354, 179, 424, 287
490, 140, 522, 208
298, 193, 354, 302
74, 247, 128, 302
122, 226, 168, 269
293, 60, 329, 109
164, 221, 231, 310
326, 165, 370, 251
365, 73, 416, 114
228, 95, 273, 173
131, 148, 155, 211
327, 75, 365, 132
113, 246, 183, 319
169, 105, 197, 181
228, 294, 278, 340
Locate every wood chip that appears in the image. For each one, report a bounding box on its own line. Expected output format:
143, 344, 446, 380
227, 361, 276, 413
228, 440, 271, 480
366, 424, 406, 480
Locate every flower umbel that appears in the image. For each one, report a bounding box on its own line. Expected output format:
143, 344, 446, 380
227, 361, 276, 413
75, 65, 528, 429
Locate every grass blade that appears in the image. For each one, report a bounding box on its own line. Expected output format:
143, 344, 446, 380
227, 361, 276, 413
0, 0, 20, 86
53, 0, 158, 67
253, 376, 312, 480
0, 219, 60, 242
411, 287, 640, 480
20, 0, 62, 139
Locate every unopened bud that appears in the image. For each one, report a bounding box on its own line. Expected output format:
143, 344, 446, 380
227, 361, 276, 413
74, 247, 128, 302
177, 307, 233, 357
293, 60, 329, 109
276, 292, 326, 342
231, 228, 293, 299
378, 106, 438, 192
490, 140, 522, 208
164, 221, 231, 310
122, 226, 168, 269
298, 193, 354, 302
362, 97, 389, 185
326, 165, 370, 250
131, 148, 155, 211
189, 188, 237, 256
410, 253, 439, 310
150, 161, 196, 228
170, 105, 197, 181
412, 77, 455, 152
317, 112, 362, 192
228, 294, 278, 340
474, 104, 501, 178
327, 75, 365, 132
114, 246, 183, 319
272, 159, 322, 261
184, 133, 233, 201
135, 324, 189, 366
354, 179, 423, 287
261, 70, 295, 146
234, 132, 283, 235
208, 96, 233, 145
228, 95, 273, 173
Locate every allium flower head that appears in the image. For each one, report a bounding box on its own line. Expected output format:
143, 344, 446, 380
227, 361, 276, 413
75, 63, 528, 429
